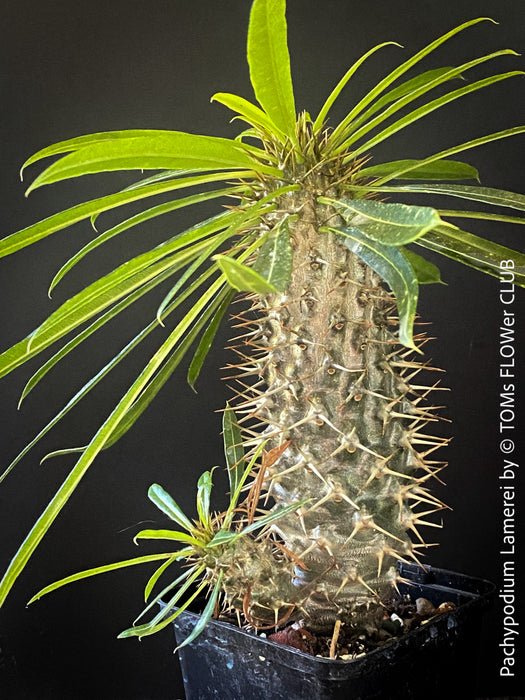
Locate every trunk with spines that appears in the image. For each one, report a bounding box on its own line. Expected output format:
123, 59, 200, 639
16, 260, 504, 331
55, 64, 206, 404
221, 185, 447, 632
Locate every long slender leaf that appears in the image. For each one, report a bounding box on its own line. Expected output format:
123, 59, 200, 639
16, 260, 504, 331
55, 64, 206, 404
438, 210, 525, 225
416, 225, 525, 286
346, 66, 461, 133
247, 0, 296, 141
0, 170, 254, 259
360, 183, 525, 211
144, 555, 180, 602
313, 42, 401, 132
27, 551, 185, 605
134, 530, 203, 546
329, 17, 494, 148
326, 198, 442, 245
26, 132, 279, 193
223, 404, 245, 499
49, 185, 245, 294
359, 159, 478, 181
328, 225, 419, 348
347, 71, 523, 160
20, 130, 177, 178
337, 50, 518, 152
188, 288, 235, 390
138, 564, 199, 621
119, 575, 208, 639
175, 572, 224, 651
364, 125, 525, 184
1, 266, 222, 483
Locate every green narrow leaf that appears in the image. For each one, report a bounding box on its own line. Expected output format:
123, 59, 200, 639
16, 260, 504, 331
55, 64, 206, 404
239, 499, 311, 539
326, 198, 442, 245
367, 183, 525, 211
247, 0, 296, 141
196, 470, 215, 527
329, 17, 495, 148
26, 132, 279, 193
0, 274, 227, 608
313, 42, 401, 132
347, 71, 523, 160
188, 289, 235, 390
148, 484, 194, 532
328, 225, 419, 349
253, 217, 293, 291
27, 552, 184, 605
222, 405, 245, 499
360, 125, 525, 185
438, 210, 525, 226
136, 565, 199, 623
214, 255, 278, 294
119, 576, 208, 640
401, 248, 444, 284
175, 572, 224, 652
134, 530, 203, 546
359, 159, 479, 181
144, 555, 179, 602
337, 50, 517, 152
20, 130, 175, 177
0, 170, 254, 260
416, 225, 525, 286
48, 185, 245, 294
211, 92, 287, 141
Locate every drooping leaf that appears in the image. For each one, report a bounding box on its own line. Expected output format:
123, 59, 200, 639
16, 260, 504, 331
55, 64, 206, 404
188, 289, 235, 390
144, 555, 179, 602
401, 248, 444, 284
327, 198, 442, 245
253, 217, 293, 291
174, 572, 224, 651
148, 484, 195, 532
214, 254, 278, 294
416, 225, 525, 286
328, 226, 419, 348
26, 132, 279, 193
247, 0, 296, 141
222, 404, 245, 500
359, 159, 478, 181
48, 185, 245, 294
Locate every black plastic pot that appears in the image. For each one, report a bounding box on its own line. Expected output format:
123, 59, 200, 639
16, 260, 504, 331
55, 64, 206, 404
169, 563, 494, 700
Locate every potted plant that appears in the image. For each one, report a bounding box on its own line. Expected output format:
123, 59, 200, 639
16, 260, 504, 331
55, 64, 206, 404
0, 0, 523, 697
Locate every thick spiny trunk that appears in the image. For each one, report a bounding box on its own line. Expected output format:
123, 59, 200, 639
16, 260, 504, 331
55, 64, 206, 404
222, 190, 445, 631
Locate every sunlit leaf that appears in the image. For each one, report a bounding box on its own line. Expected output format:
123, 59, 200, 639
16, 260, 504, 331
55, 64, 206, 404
26, 131, 279, 192
247, 0, 296, 140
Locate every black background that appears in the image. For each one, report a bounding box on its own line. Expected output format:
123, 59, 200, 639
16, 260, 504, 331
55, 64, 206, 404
0, 1, 524, 698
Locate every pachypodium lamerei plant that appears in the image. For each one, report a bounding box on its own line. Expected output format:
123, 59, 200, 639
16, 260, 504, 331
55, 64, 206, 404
1, 0, 524, 647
